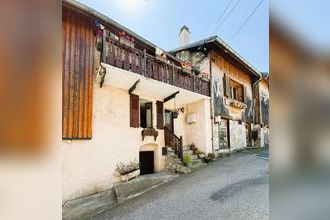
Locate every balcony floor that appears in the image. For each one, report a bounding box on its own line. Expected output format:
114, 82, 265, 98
101, 63, 210, 106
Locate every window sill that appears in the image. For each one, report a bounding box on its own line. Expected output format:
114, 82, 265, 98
224, 97, 247, 109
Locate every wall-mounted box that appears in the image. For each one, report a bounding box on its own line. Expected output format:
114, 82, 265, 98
214, 116, 221, 123
186, 113, 197, 124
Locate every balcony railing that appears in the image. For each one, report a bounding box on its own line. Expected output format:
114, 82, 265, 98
103, 39, 210, 97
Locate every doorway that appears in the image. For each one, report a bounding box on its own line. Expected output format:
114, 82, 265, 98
164, 110, 174, 147
245, 123, 252, 147
219, 118, 230, 149
139, 151, 154, 175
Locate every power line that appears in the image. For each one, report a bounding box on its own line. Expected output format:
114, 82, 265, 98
233, 0, 266, 38
209, 0, 234, 36
211, 0, 241, 36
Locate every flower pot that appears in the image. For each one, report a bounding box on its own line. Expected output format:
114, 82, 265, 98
172, 111, 179, 118
120, 169, 140, 182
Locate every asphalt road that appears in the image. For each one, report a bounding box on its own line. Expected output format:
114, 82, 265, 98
91, 149, 269, 220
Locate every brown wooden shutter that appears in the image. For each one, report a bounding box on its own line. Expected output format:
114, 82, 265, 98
156, 101, 164, 129
130, 94, 140, 127
62, 7, 93, 139
243, 85, 247, 103
223, 73, 231, 98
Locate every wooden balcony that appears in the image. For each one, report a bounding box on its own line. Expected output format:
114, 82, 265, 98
103, 40, 210, 97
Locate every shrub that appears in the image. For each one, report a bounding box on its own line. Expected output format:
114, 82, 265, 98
115, 159, 140, 176
190, 143, 197, 151
182, 154, 192, 166
208, 153, 215, 159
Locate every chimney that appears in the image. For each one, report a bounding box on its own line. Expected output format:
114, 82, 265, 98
179, 25, 190, 46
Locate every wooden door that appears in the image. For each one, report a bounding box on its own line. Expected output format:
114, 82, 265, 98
245, 123, 252, 147
139, 151, 154, 175
164, 110, 174, 147
219, 118, 230, 149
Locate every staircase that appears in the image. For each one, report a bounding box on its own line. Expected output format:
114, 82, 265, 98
166, 147, 192, 174
182, 145, 207, 171
164, 127, 206, 173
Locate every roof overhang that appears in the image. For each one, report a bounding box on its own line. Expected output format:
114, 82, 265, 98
170, 36, 262, 80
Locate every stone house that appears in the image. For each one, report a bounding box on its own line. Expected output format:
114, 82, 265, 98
170, 30, 265, 152
61, 0, 267, 204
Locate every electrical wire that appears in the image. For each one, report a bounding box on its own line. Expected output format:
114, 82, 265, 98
208, 0, 234, 36
211, 0, 241, 36
233, 0, 266, 38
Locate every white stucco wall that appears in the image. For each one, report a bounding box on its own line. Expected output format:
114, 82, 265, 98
62, 83, 212, 202
229, 120, 247, 150
62, 83, 166, 202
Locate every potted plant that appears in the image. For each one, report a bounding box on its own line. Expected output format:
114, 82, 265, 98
114, 159, 140, 182
203, 156, 212, 163
208, 153, 216, 161
172, 110, 179, 119
182, 154, 192, 167
190, 143, 197, 151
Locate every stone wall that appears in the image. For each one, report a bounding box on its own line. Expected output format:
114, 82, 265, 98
229, 120, 247, 150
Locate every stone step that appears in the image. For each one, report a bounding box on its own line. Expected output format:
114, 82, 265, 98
188, 162, 207, 170
183, 150, 194, 155
191, 158, 204, 164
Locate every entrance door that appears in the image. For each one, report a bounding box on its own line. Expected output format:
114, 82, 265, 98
139, 151, 154, 175
164, 110, 173, 132
219, 118, 230, 149
245, 123, 252, 147
164, 110, 174, 147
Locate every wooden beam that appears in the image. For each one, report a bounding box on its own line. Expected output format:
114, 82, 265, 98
164, 91, 179, 103
129, 79, 140, 94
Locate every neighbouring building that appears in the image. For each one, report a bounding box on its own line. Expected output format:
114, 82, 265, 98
253, 72, 269, 147
170, 34, 264, 153
62, 0, 267, 204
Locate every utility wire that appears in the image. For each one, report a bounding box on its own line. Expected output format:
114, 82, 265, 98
209, 0, 234, 36
211, 0, 241, 36
233, 0, 266, 38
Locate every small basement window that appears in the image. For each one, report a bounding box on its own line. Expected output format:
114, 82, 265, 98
140, 100, 153, 128
230, 80, 244, 102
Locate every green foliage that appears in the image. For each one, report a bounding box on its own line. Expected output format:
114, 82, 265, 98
115, 159, 140, 176
208, 153, 215, 159
182, 154, 192, 166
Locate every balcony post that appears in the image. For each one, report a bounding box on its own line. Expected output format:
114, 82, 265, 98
102, 29, 107, 63
143, 49, 147, 76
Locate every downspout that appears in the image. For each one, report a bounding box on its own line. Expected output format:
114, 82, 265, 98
209, 53, 215, 153
252, 75, 263, 123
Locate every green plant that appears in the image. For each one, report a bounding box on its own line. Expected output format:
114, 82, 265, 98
203, 157, 212, 163
208, 153, 215, 159
182, 154, 192, 166
115, 159, 140, 176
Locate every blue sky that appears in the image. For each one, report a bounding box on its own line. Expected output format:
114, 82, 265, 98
76, 0, 269, 72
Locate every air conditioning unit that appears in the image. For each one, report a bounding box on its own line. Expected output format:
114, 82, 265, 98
186, 113, 197, 124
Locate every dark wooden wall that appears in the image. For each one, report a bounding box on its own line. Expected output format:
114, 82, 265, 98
62, 6, 94, 139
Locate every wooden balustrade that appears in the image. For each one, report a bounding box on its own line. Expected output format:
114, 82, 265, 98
164, 127, 183, 159
104, 39, 210, 97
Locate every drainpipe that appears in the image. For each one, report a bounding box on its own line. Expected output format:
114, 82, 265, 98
209, 53, 215, 153
252, 75, 263, 124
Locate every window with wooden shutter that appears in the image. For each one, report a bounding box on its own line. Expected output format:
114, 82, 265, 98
62, 7, 93, 139
243, 85, 247, 103
156, 101, 164, 129
223, 73, 231, 98
130, 94, 140, 127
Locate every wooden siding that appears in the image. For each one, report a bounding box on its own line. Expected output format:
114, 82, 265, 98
62, 7, 94, 139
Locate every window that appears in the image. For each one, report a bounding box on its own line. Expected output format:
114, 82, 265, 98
230, 80, 244, 102
140, 100, 153, 128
